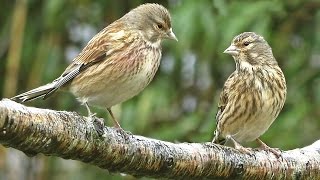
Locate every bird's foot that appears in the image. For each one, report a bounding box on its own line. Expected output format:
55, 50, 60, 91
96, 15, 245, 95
114, 127, 133, 140
105, 108, 132, 140
93, 117, 105, 136
226, 135, 253, 154
236, 146, 252, 154
256, 139, 283, 158
234, 142, 253, 154
88, 112, 97, 118
87, 114, 105, 136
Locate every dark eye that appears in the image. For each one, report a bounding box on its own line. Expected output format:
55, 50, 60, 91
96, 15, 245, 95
243, 41, 250, 46
157, 24, 163, 29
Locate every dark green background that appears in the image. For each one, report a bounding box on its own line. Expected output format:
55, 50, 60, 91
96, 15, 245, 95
1, 0, 319, 179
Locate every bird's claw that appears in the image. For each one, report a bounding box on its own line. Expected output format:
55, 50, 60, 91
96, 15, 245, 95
89, 116, 105, 136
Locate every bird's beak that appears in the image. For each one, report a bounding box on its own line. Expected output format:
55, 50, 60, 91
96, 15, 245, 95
224, 44, 239, 56
166, 28, 178, 41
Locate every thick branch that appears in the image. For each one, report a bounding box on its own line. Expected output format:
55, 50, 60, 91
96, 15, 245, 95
0, 99, 320, 179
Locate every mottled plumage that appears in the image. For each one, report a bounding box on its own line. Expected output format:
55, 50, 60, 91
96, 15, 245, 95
11, 3, 177, 129
212, 32, 286, 153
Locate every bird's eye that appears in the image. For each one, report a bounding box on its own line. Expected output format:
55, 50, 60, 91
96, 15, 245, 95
157, 24, 163, 29
243, 42, 250, 46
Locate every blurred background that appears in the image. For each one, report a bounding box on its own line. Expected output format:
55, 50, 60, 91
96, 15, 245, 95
1, 0, 320, 179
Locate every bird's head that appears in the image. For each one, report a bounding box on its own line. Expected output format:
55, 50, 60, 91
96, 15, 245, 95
123, 3, 177, 45
224, 32, 277, 67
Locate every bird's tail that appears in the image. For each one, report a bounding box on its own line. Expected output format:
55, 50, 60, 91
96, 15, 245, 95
11, 83, 57, 102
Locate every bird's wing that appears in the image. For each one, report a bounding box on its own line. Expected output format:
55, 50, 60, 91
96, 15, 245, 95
215, 72, 236, 123
213, 72, 238, 144
45, 22, 130, 97
65, 23, 127, 71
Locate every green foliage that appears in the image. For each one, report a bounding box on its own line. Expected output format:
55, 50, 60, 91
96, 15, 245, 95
1, 0, 319, 179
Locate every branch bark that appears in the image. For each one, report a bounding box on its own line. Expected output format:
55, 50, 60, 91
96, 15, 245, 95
0, 99, 319, 179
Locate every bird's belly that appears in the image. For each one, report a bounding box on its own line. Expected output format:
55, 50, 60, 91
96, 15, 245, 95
233, 95, 277, 143
88, 72, 153, 108
236, 112, 275, 142
71, 56, 160, 108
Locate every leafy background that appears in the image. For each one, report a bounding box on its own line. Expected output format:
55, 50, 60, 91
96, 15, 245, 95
0, 0, 319, 179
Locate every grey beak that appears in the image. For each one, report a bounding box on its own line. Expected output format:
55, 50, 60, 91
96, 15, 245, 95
224, 44, 239, 56
167, 28, 178, 41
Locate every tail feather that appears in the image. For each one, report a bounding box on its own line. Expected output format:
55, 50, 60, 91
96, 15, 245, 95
11, 83, 56, 102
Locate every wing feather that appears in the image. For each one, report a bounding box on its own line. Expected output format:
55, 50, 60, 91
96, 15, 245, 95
50, 22, 129, 94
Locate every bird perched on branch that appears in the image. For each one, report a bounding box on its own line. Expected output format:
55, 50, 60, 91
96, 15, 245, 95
212, 32, 286, 155
11, 3, 177, 129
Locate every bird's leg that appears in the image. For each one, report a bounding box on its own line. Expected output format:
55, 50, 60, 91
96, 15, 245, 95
226, 135, 252, 154
107, 108, 122, 129
84, 102, 104, 135
256, 138, 282, 157
84, 102, 104, 136
85, 102, 96, 117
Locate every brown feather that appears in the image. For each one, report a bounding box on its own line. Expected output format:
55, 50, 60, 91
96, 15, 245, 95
213, 32, 286, 145
11, 3, 175, 113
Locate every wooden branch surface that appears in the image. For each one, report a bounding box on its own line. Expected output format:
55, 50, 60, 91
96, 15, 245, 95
0, 99, 319, 179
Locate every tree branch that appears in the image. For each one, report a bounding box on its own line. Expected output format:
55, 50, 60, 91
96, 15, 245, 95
0, 99, 320, 179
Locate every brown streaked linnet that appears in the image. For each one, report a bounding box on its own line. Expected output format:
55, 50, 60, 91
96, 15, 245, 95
212, 32, 286, 156
11, 3, 177, 130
